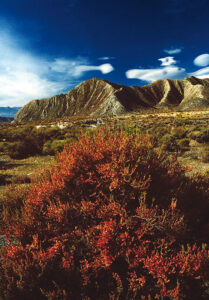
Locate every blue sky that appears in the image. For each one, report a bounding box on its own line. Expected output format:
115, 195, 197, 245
1, 0, 209, 106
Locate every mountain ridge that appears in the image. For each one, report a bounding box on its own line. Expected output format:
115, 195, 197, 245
14, 76, 209, 122
0, 107, 21, 118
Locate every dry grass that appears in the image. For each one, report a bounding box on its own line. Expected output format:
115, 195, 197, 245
0, 154, 54, 193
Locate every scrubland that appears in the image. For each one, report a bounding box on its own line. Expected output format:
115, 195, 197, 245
0, 110, 208, 299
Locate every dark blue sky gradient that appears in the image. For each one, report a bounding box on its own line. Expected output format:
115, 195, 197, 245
1, 0, 209, 105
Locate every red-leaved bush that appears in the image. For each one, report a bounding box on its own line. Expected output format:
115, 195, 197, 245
0, 128, 209, 299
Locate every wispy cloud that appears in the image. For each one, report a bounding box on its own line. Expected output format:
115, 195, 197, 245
193, 54, 209, 67
49, 57, 89, 74
0, 30, 114, 106
164, 48, 183, 55
98, 56, 115, 61
49, 58, 113, 77
126, 66, 186, 82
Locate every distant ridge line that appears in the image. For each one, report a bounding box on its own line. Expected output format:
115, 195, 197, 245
14, 76, 209, 122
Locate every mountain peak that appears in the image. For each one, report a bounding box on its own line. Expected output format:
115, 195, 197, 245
14, 77, 209, 122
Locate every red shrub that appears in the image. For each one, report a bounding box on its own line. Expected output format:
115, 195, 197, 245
0, 128, 208, 299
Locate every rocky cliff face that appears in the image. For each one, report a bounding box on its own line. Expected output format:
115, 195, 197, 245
14, 76, 209, 122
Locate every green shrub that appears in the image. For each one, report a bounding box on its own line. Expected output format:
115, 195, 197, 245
177, 138, 190, 152
147, 126, 170, 146
64, 132, 80, 143
6, 125, 34, 141
155, 126, 169, 137
11, 175, 31, 184
0, 174, 9, 185
196, 128, 209, 143
187, 130, 201, 140
7, 137, 41, 159
42, 139, 67, 155
122, 125, 140, 135
0, 142, 9, 152
160, 133, 178, 151
33, 127, 61, 142
171, 127, 187, 139
199, 145, 209, 162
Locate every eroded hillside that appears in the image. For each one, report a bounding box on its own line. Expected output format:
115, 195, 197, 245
14, 77, 209, 122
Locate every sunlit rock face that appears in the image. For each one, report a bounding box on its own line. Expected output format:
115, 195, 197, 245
14, 76, 209, 122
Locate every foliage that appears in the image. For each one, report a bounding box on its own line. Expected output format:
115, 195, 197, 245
147, 126, 169, 147
199, 145, 209, 163
0, 128, 209, 299
0, 184, 30, 232
196, 128, 209, 143
42, 139, 67, 155
7, 137, 42, 159
0, 123, 84, 159
0, 142, 9, 152
171, 127, 187, 139
6, 125, 34, 142
32, 127, 61, 141
160, 134, 178, 152
177, 139, 190, 152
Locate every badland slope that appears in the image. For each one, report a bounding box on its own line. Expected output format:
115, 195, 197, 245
14, 76, 209, 122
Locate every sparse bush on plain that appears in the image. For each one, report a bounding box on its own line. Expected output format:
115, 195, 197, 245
196, 128, 209, 143
177, 138, 190, 152
0, 142, 9, 153
0, 124, 83, 159
7, 137, 41, 159
171, 127, 187, 139
42, 139, 67, 155
199, 145, 209, 163
147, 125, 169, 146
160, 133, 178, 151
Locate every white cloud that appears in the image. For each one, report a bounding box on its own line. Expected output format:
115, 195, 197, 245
126, 66, 186, 82
0, 30, 114, 107
158, 56, 176, 66
190, 66, 209, 79
126, 52, 209, 83
193, 54, 209, 67
99, 63, 114, 74
126, 55, 186, 83
164, 48, 183, 55
73, 63, 114, 77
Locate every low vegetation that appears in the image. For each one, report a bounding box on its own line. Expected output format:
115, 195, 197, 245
0, 126, 209, 299
0, 123, 84, 159
0, 110, 208, 298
